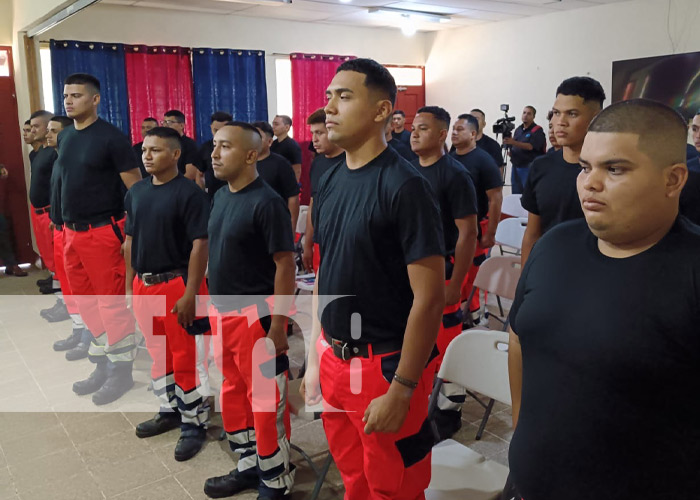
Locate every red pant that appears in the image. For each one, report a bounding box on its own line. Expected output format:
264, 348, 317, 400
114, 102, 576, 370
133, 275, 210, 425
63, 219, 135, 364
52, 227, 78, 315
313, 242, 321, 273
318, 336, 433, 500
30, 206, 54, 272
209, 302, 294, 496
461, 219, 491, 311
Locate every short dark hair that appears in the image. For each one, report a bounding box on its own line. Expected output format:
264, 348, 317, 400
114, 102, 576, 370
251, 121, 274, 138
225, 121, 263, 140
64, 73, 100, 94
275, 115, 292, 127
30, 110, 53, 121
588, 99, 687, 166
307, 108, 326, 126
143, 117, 158, 124
336, 58, 397, 106
145, 126, 182, 150
547, 109, 554, 121
393, 110, 405, 117
24, 119, 30, 126
457, 113, 480, 133
211, 111, 233, 123
49, 115, 73, 128
556, 76, 606, 108
417, 106, 451, 129
525, 105, 536, 116
164, 110, 186, 123
470, 108, 485, 118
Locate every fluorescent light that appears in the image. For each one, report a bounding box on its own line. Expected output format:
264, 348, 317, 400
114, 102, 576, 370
339, 0, 352, 3
400, 15, 416, 36
214, 0, 291, 5
368, 6, 451, 24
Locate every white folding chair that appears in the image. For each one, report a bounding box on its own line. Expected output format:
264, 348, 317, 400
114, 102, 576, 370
495, 217, 527, 255
466, 255, 521, 331
426, 330, 511, 500
500, 194, 528, 218
296, 205, 309, 235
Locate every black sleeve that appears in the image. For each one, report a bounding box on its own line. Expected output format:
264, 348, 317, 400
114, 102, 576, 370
508, 240, 539, 334
520, 161, 540, 215
290, 140, 302, 165
184, 141, 205, 172
480, 156, 504, 191
110, 132, 140, 174
447, 169, 478, 219
124, 190, 134, 236
391, 176, 445, 264
277, 158, 301, 198
257, 197, 295, 255
488, 140, 505, 166
530, 127, 547, 153
182, 187, 210, 241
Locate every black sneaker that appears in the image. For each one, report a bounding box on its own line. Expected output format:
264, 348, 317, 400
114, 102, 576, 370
204, 469, 259, 498
135, 412, 180, 438
174, 424, 206, 461
39, 284, 61, 295
432, 408, 463, 442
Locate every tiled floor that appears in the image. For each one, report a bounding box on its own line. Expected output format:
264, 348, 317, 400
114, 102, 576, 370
0, 268, 512, 499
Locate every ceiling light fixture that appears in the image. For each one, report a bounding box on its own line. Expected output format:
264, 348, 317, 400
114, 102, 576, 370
400, 15, 417, 36
339, 0, 352, 3
367, 7, 451, 24
214, 0, 292, 5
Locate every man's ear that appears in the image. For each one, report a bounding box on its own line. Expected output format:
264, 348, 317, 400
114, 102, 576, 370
374, 100, 393, 124
665, 162, 688, 199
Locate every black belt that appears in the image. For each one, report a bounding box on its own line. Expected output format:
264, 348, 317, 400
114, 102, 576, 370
138, 269, 186, 287
64, 213, 124, 232
323, 332, 402, 361
55, 224, 63, 231
34, 205, 50, 215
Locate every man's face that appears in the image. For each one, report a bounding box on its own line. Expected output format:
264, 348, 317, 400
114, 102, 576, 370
63, 84, 98, 120
211, 126, 256, 181
310, 123, 333, 155
142, 135, 180, 176
256, 128, 273, 155
522, 107, 535, 126
210, 120, 228, 140
691, 115, 700, 153
141, 120, 157, 139
271, 116, 288, 137
46, 121, 64, 148
411, 112, 445, 156
451, 118, 476, 149
470, 111, 486, 136
577, 132, 675, 245
551, 95, 598, 149
22, 124, 34, 144
30, 116, 49, 143
162, 116, 184, 135
548, 120, 559, 148
392, 113, 405, 131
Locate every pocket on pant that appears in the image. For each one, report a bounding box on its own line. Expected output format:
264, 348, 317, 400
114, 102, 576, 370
379, 351, 401, 385
394, 417, 434, 468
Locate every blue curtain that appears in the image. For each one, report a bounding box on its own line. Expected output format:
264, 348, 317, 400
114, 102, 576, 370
192, 48, 268, 144
50, 39, 131, 136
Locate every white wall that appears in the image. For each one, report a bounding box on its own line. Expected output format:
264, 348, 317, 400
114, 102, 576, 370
425, 0, 700, 138
0, 0, 13, 45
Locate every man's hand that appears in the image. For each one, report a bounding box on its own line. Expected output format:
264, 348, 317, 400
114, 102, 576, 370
125, 290, 133, 311
48, 222, 55, 231
480, 233, 496, 249
300, 361, 322, 406
172, 292, 196, 328
266, 323, 289, 355
363, 384, 412, 434
502, 137, 514, 146
445, 281, 461, 306
302, 243, 314, 273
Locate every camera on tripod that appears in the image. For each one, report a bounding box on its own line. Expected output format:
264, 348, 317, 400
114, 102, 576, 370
493, 104, 516, 139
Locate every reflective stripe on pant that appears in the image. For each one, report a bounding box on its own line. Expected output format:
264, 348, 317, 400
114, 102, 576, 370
209, 303, 294, 496
318, 336, 433, 500
52, 228, 79, 315
63, 220, 135, 364
132, 275, 211, 426
30, 207, 54, 272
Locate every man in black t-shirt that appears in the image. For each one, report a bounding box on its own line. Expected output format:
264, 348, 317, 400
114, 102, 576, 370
59, 73, 142, 406
509, 99, 700, 500
162, 109, 204, 185
411, 106, 478, 440
391, 109, 411, 146
252, 121, 300, 233
203, 122, 296, 500
385, 120, 417, 161
521, 77, 606, 264
271, 114, 302, 182
124, 127, 211, 463
302, 58, 445, 499
470, 108, 506, 174
681, 112, 700, 224
132, 117, 158, 178
503, 106, 546, 194
198, 111, 232, 200
23, 119, 42, 163
302, 108, 345, 273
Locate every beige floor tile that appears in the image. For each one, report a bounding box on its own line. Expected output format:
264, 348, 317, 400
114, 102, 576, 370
63, 412, 134, 445
111, 476, 191, 500
88, 450, 170, 497
16, 470, 103, 500
9, 447, 85, 492
2, 425, 72, 466
174, 458, 238, 500
76, 428, 151, 467
0, 466, 17, 499
290, 420, 330, 459
0, 412, 59, 442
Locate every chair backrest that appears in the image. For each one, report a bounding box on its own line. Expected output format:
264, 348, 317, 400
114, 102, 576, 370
473, 255, 521, 301
501, 194, 528, 218
296, 205, 309, 234
495, 217, 527, 250
437, 329, 511, 406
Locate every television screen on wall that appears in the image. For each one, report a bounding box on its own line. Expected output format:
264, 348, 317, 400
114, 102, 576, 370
612, 50, 700, 121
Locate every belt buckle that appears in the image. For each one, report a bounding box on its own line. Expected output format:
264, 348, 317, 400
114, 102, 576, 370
141, 272, 154, 286
332, 339, 351, 361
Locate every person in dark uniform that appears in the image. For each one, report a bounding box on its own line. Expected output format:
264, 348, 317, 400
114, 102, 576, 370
252, 121, 300, 233
546, 109, 561, 154
680, 111, 700, 225
0, 164, 27, 277
410, 106, 478, 440
385, 120, 417, 161
470, 108, 506, 173
503, 106, 546, 194
521, 77, 606, 264
301, 58, 445, 499
132, 117, 158, 178
508, 98, 700, 500
391, 110, 412, 146
271, 115, 302, 182
302, 108, 345, 273
23, 118, 42, 162
124, 126, 211, 462
58, 73, 142, 405
203, 121, 296, 500
198, 111, 232, 200
162, 110, 203, 185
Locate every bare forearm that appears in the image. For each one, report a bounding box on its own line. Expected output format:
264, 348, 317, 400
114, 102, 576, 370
124, 238, 134, 293
292, 164, 301, 182
396, 294, 444, 383
271, 254, 296, 332
508, 329, 522, 429
304, 199, 314, 249
521, 227, 538, 266
184, 239, 208, 298
450, 229, 476, 293
308, 270, 322, 366
486, 191, 503, 238
288, 197, 300, 234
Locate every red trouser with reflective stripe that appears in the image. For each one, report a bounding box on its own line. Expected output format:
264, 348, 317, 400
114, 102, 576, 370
318, 336, 433, 500
63, 219, 135, 357
209, 302, 294, 495
30, 206, 54, 272
52, 227, 78, 315
461, 219, 491, 310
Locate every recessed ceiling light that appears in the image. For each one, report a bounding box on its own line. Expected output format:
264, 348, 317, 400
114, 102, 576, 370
339, 0, 352, 3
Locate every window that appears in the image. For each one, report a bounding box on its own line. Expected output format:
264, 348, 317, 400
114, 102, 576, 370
275, 57, 294, 138
386, 66, 423, 87
40, 46, 54, 113
0, 50, 10, 77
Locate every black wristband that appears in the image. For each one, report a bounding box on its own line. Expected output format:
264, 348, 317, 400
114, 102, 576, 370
393, 373, 418, 390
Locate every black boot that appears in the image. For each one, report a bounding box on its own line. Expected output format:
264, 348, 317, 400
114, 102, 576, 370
174, 424, 207, 461
73, 362, 109, 395
65, 340, 89, 361
204, 469, 259, 498
40, 298, 65, 318
135, 411, 180, 438
39, 284, 61, 294
92, 361, 134, 405
36, 275, 53, 287
53, 328, 82, 351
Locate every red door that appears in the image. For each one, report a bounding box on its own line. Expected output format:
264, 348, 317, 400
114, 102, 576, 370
0, 46, 34, 265
387, 66, 425, 131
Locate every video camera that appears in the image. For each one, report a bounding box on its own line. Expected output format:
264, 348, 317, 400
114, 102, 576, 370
493, 104, 516, 139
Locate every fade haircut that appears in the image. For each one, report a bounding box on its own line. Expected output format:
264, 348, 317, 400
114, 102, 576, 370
336, 58, 397, 106
49, 115, 73, 128
393, 110, 406, 117
251, 121, 274, 138
458, 113, 480, 134
275, 115, 292, 127
307, 108, 326, 126
547, 109, 554, 122
417, 106, 451, 130
64, 73, 100, 94
470, 108, 485, 118
30, 110, 53, 121
224, 121, 263, 152
525, 105, 536, 116
164, 110, 186, 123
211, 111, 233, 123
588, 99, 687, 166
143, 117, 158, 124
145, 126, 182, 151
24, 119, 30, 126
556, 76, 606, 108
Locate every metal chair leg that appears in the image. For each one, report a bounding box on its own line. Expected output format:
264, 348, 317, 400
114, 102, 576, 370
309, 453, 334, 500
475, 398, 495, 440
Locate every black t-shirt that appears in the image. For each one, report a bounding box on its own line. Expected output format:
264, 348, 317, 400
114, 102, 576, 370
124, 174, 209, 275
451, 147, 503, 221
257, 153, 300, 200
388, 137, 417, 162
178, 135, 204, 176
208, 177, 294, 307
476, 134, 504, 166
58, 119, 138, 224
411, 155, 477, 256
313, 147, 445, 343
198, 140, 227, 199
680, 169, 700, 226
392, 129, 411, 146
29, 149, 38, 163
49, 153, 63, 225
271, 137, 302, 166
508, 217, 700, 500
29, 146, 56, 208
510, 123, 546, 167
521, 149, 583, 234
132, 142, 149, 179
310, 152, 345, 199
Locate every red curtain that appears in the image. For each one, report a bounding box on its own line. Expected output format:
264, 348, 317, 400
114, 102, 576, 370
124, 45, 196, 144
291, 53, 353, 204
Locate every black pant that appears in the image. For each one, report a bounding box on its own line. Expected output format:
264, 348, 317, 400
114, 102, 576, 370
0, 213, 18, 267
